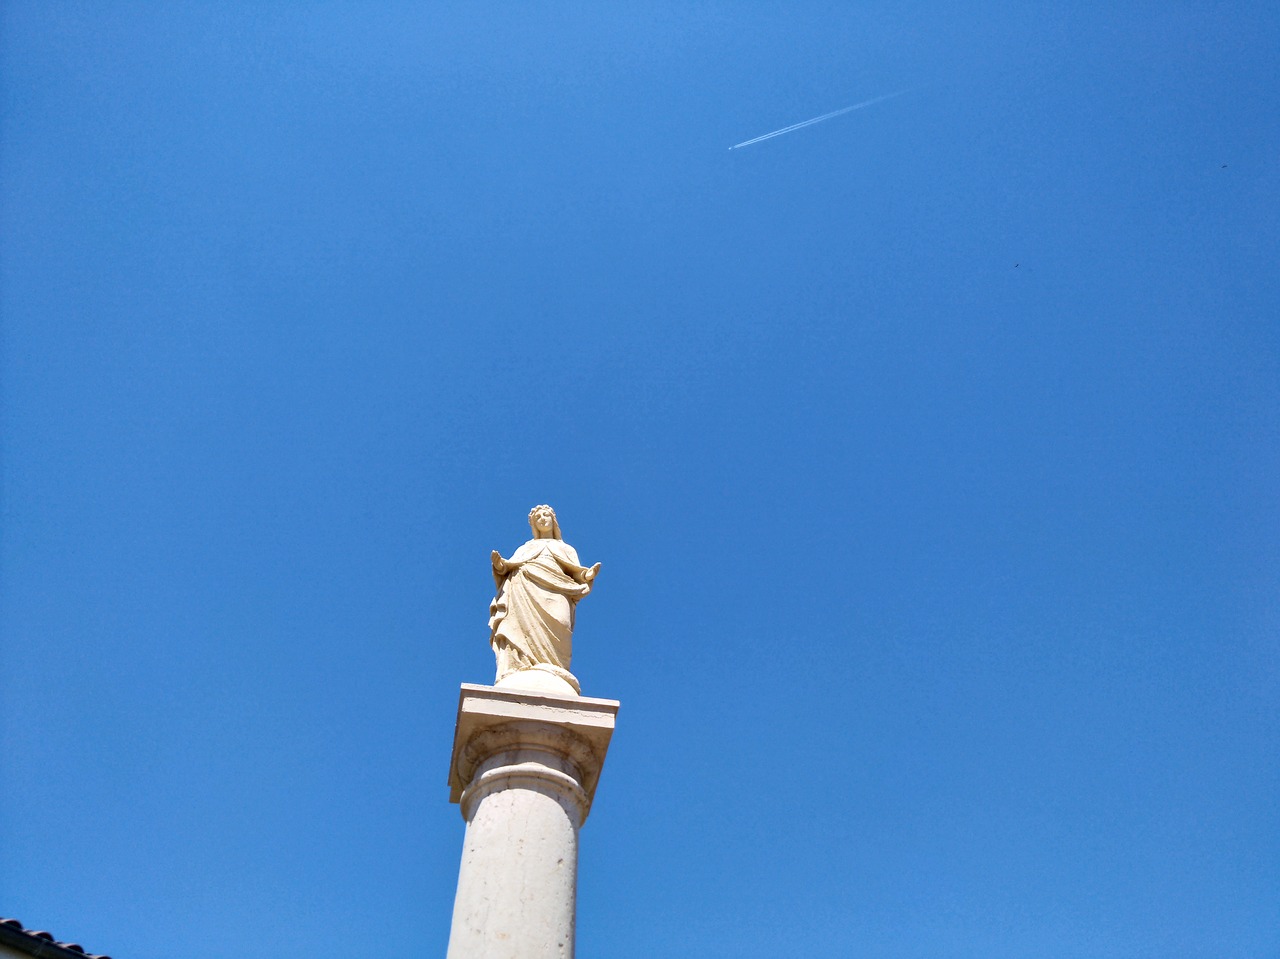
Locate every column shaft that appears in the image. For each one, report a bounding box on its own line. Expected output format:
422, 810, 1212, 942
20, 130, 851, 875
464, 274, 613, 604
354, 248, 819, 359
447, 747, 584, 959
445, 685, 618, 959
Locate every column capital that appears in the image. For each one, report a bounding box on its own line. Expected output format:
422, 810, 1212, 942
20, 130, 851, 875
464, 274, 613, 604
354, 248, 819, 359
448, 684, 619, 813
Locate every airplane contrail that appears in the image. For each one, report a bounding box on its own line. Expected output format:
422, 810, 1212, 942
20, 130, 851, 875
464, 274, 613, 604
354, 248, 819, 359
729, 88, 913, 150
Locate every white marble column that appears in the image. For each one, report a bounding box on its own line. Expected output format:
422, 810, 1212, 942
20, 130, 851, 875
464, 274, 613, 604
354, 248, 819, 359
446, 683, 618, 959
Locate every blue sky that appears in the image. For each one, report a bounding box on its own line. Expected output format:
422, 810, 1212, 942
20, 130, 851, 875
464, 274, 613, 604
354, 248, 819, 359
2, 3, 1277, 957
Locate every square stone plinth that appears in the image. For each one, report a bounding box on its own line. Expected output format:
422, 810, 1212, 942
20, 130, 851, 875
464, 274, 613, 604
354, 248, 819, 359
448, 684, 619, 805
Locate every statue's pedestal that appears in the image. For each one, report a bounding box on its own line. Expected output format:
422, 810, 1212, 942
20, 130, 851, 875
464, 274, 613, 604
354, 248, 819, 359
446, 683, 619, 959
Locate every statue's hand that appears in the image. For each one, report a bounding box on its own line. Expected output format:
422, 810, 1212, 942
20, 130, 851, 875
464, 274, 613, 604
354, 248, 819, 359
584, 562, 602, 583
491, 550, 507, 574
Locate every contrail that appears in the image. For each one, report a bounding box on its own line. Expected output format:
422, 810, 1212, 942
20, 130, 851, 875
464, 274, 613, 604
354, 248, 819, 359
729, 88, 912, 150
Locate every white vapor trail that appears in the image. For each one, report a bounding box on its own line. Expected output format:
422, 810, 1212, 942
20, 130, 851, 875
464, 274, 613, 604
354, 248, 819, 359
729, 88, 912, 150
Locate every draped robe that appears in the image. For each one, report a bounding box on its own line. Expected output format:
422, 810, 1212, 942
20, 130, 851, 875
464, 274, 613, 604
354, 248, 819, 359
489, 537, 593, 675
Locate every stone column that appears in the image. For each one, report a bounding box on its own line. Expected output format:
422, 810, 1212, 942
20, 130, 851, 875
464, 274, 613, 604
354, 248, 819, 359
446, 683, 619, 959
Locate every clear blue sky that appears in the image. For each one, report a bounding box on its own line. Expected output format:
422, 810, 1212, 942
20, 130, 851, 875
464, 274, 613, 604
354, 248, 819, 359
2, 4, 1277, 957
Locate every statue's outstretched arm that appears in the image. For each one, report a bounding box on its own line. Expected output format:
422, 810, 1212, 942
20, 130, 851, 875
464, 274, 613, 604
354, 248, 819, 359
491, 549, 514, 589
552, 549, 601, 585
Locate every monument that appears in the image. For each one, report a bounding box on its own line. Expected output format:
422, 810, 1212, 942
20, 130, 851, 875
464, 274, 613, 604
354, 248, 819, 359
446, 506, 619, 959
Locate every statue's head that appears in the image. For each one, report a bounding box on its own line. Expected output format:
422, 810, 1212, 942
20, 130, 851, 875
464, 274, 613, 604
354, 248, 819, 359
528, 504, 562, 540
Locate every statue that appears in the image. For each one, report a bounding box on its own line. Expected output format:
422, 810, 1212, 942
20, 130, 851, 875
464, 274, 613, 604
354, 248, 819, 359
489, 505, 601, 695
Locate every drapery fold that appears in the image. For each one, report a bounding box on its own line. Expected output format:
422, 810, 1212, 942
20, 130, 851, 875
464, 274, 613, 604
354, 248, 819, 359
489, 538, 592, 673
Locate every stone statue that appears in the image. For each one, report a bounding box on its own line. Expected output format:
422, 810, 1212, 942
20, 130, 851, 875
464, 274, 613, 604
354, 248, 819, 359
489, 505, 601, 695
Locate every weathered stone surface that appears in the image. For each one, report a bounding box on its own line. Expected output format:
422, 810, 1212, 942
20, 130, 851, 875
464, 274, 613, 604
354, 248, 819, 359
488, 506, 600, 692
446, 684, 619, 959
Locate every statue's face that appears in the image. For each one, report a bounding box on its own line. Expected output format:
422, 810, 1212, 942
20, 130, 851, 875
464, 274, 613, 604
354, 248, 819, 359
530, 508, 556, 535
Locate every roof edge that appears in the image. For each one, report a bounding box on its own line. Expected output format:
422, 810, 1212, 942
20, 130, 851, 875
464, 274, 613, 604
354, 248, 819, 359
0, 919, 111, 959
